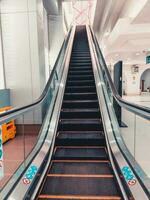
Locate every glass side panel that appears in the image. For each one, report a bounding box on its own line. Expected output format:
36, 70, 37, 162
121, 108, 136, 157
0, 115, 24, 189
135, 115, 150, 178
90, 26, 150, 194
0, 28, 71, 195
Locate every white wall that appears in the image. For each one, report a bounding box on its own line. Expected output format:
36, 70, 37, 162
0, 24, 5, 89
0, 0, 47, 123
123, 64, 150, 95
43, 8, 50, 82
48, 15, 65, 71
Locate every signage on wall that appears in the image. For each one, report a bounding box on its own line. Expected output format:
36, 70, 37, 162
0, 126, 4, 180
122, 166, 137, 186
131, 65, 139, 74
22, 165, 38, 185
146, 55, 150, 64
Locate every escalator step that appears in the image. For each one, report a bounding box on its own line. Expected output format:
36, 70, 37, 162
64, 93, 97, 100
71, 58, 91, 63
49, 160, 112, 174
58, 119, 103, 131
39, 197, 121, 200
71, 59, 91, 63
56, 131, 105, 146
67, 75, 94, 81
68, 70, 93, 75
60, 109, 100, 119
71, 55, 91, 58
70, 64, 92, 68
72, 51, 90, 54
38, 176, 121, 197
62, 100, 99, 109
66, 80, 95, 87
68, 66, 92, 71
70, 62, 92, 66
53, 146, 107, 160
65, 86, 96, 93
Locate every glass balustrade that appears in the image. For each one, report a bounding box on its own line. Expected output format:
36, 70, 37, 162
0, 28, 72, 197
90, 27, 150, 194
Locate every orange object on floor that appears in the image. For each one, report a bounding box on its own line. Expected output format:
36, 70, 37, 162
0, 106, 16, 144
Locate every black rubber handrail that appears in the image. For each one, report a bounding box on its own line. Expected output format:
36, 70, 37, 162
89, 26, 150, 119
0, 27, 72, 122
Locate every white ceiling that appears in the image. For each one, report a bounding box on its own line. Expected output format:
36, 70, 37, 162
93, 0, 150, 66
43, 0, 150, 66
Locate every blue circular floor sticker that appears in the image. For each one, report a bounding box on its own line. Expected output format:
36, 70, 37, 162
22, 165, 38, 185
122, 166, 137, 186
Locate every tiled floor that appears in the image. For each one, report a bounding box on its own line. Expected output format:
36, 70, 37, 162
121, 94, 150, 178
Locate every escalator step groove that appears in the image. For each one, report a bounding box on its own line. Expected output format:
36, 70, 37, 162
39, 177, 121, 197
53, 146, 107, 160
49, 161, 113, 174
60, 109, 101, 119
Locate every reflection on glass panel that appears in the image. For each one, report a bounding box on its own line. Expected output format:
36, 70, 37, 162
135, 115, 150, 178
120, 108, 136, 156
23, 106, 42, 160
0, 115, 24, 189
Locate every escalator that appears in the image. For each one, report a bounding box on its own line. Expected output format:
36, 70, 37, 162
37, 26, 122, 200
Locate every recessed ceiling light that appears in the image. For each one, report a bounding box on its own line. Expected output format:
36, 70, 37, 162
105, 31, 110, 37
136, 52, 140, 56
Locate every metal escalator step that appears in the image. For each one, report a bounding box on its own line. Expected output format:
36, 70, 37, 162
71, 59, 91, 63
56, 131, 105, 146
72, 52, 90, 55
71, 54, 90, 56
38, 196, 121, 200
70, 63, 92, 67
62, 100, 99, 109
67, 75, 94, 81
70, 62, 92, 66
71, 54, 90, 57
53, 146, 107, 160
65, 86, 96, 93
49, 160, 112, 174
38, 177, 121, 197
60, 109, 100, 119
58, 119, 103, 131
68, 66, 92, 71
66, 80, 95, 87
71, 56, 91, 59
70, 58, 91, 63
64, 93, 97, 100
68, 70, 93, 75
72, 51, 90, 54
